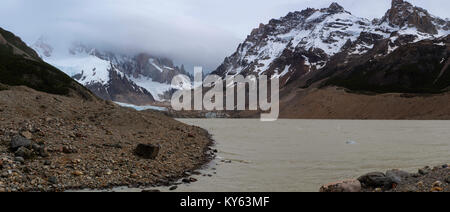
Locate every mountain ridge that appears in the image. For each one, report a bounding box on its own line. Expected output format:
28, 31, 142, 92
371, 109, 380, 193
213, 0, 449, 93
0, 27, 96, 100
32, 39, 192, 104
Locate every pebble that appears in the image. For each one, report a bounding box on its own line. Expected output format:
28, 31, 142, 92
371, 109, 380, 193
73, 171, 84, 176
430, 187, 444, 192
105, 169, 113, 175
432, 181, 443, 188
416, 181, 424, 187
169, 186, 178, 191
20, 131, 33, 140
48, 176, 58, 184
14, 157, 25, 164
418, 167, 430, 175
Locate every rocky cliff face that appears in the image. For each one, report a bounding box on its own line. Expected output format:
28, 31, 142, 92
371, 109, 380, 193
213, 0, 449, 91
32, 39, 191, 104
0, 27, 95, 100
380, 0, 448, 34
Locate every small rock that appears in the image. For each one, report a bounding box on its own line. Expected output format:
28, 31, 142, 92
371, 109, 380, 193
445, 176, 450, 184
10, 135, 32, 150
169, 186, 178, 191
430, 187, 444, 192
418, 167, 430, 175
21, 131, 33, 140
62, 145, 78, 154
103, 143, 122, 149
320, 179, 361, 192
105, 169, 113, 175
48, 176, 58, 184
442, 164, 449, 169
416, 181, 424, 187
39, 146, 49, 157
134, 144, 160, 159
411, 173, 421, 178
191, 171, 201, 175
187, 133, 195, 138
73, 171, 84, 176
44, 160, 51, 166
14, 157, 25, 163
432, 181, 443, 188
374, 188, 383, 192
15, 147, 33, 159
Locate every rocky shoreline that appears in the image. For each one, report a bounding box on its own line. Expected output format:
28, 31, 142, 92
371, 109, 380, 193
0, 86, 215, 192
320, 164, 450, 192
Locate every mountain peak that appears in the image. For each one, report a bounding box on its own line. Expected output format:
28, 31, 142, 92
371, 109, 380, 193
391, 0, 408, 8
328, 2, 344, 12
382, 0, 439, 34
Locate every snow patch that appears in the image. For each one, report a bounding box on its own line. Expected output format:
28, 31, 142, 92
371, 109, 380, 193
114, 102, 167, 111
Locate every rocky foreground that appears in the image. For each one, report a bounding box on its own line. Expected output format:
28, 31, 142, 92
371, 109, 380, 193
320, 164, 450, 192
0, 85, 214, 192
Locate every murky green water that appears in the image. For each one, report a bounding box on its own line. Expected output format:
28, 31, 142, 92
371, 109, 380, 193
107, 119, 450, 192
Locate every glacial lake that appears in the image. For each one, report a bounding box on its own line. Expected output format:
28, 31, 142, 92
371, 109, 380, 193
117, 119, 450, 192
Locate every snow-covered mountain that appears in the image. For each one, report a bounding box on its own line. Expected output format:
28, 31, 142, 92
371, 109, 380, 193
213, 0, 449, 87
32, 39, 192, 104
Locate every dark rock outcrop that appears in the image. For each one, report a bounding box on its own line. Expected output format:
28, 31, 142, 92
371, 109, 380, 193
134, 144, 161, 159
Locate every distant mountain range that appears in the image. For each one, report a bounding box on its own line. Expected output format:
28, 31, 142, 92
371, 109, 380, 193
208, 0, 450, 119
214, 0, 449, 90
32, 38, 192, 105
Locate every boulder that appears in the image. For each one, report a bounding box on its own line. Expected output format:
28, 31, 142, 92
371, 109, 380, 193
10, 135, 31, 150
386, 169, 411, 184
358, 172, 393, 189
320, 179, 362, 192
134, 144, 160, 159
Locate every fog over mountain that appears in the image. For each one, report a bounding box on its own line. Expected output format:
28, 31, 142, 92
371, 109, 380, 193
0, 0, 448, 71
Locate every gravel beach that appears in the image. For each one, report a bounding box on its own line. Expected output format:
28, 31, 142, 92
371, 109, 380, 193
0, 86, 214, 192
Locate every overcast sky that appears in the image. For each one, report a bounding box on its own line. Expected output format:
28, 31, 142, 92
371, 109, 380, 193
0, 0, 449, 70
